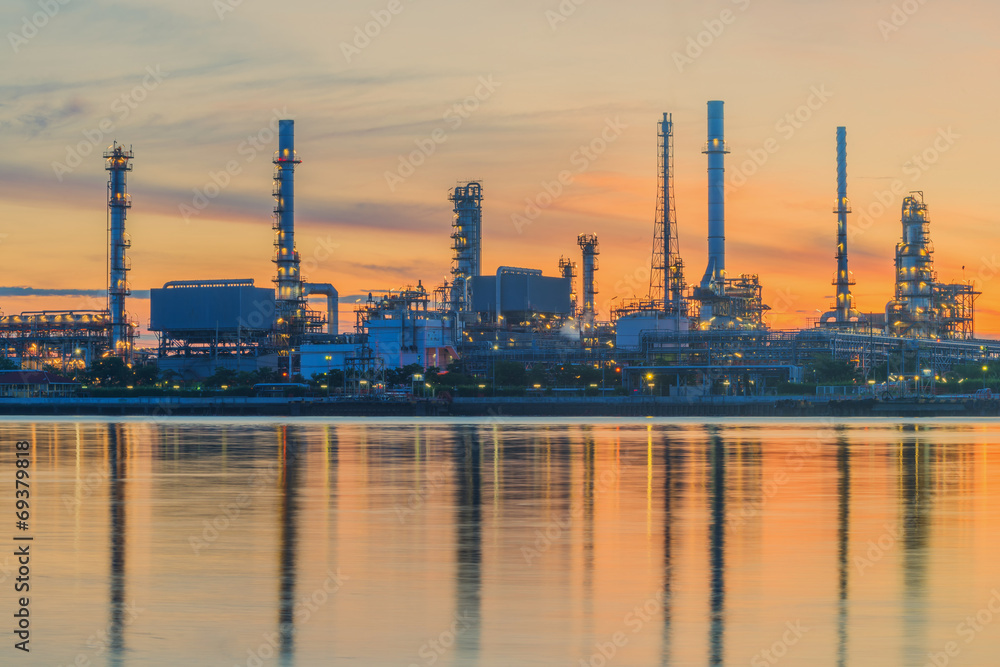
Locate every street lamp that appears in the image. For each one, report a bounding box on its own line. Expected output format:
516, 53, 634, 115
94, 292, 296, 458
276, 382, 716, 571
983, 365, 989, 390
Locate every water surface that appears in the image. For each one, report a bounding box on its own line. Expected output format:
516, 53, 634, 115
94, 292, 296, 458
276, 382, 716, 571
3, 417, 999, 666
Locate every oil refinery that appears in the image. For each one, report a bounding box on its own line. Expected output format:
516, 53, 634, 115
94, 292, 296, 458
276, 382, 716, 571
2, 102, 997, 398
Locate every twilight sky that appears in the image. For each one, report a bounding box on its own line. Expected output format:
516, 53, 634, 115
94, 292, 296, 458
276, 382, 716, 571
2, 0, 999, 340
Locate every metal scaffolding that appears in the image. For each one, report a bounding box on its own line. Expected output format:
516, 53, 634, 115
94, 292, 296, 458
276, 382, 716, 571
578, 234, 599, 334
886, 192, 978, 339
0, 311, 111, 371
649, 113, 686, 313
449, 181, 483, 314
105, 143, 137, 361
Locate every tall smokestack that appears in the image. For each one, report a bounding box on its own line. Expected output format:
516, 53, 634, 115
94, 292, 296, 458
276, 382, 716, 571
273, 119, 304, 343
834, 126, 855, 323
700, 101, 728, 291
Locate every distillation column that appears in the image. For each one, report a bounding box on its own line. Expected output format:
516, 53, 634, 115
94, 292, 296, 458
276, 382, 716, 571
559, 256, 577, 318
273, 120, 305, 346
105, 143, 134, 360
888, 193, 935, 337
578, 234, 599, 333
449, 182, 483, 313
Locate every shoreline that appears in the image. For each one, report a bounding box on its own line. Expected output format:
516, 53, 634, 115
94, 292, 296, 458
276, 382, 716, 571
1, 396, 997, 418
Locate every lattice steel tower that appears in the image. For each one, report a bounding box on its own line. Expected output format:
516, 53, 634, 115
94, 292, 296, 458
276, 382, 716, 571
649, 113, 686, 313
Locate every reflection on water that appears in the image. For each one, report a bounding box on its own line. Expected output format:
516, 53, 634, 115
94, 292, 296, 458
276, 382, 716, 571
4, 418, 1000, 666
836, 436, 849, 667
108, 423, 125, 667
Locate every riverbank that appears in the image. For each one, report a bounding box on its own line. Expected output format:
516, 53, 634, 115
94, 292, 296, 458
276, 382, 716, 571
1, 395, 996, 417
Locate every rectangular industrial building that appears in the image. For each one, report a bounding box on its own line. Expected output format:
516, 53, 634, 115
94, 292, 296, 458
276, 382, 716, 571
150, 280, 275, 334
470, 272, 571, 318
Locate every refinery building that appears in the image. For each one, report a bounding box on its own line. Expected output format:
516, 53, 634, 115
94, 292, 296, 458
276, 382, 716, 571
1, 103, 995, 395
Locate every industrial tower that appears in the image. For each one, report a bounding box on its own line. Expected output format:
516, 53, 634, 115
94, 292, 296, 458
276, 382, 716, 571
694, 101, 769, 329
104, 142, 136, 361
449, 181, 483, 313
833, 127, 858, 322
820, 127, 860, 326
273, 120, 306, 348
885, 192, 978, 339
649, 113, 686, 313
578, 234, 599, 332
699, 101, 728, 301
559, 256, 577, 318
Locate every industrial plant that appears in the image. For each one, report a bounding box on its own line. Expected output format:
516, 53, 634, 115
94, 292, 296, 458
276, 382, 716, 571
2, 102, 998, 398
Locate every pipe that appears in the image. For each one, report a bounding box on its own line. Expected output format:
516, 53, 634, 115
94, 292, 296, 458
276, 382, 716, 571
303, 283, 339, 335
701, 101, 729, 291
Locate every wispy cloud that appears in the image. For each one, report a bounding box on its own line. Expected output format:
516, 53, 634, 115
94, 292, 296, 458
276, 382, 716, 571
0, 286, 149, 299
